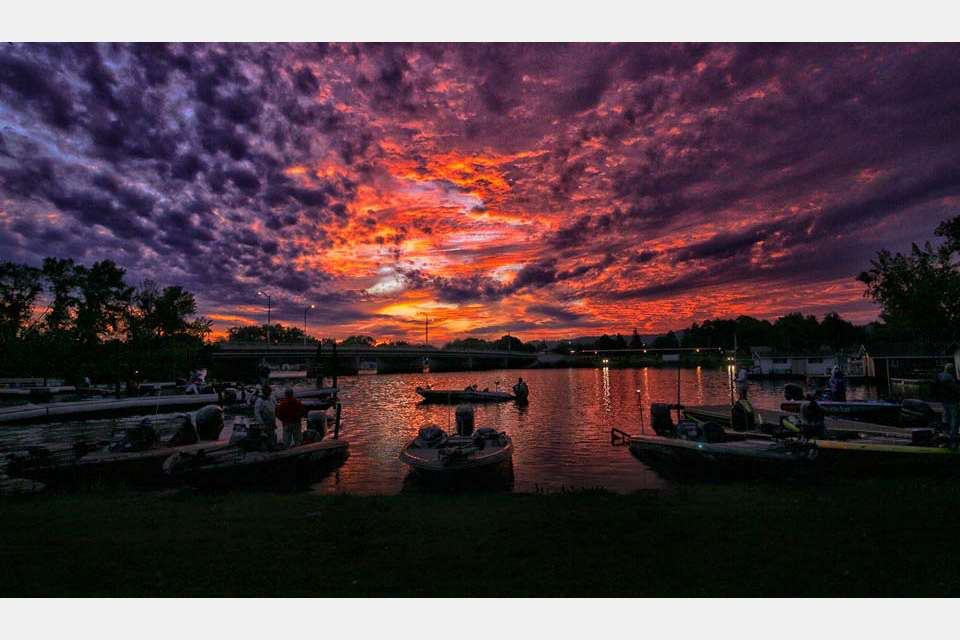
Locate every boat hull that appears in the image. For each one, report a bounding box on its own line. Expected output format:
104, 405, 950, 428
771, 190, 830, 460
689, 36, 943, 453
415, 388, 515, 403
628, 434, 814, 478
812, 438, 960, 475
164, 439, 349, 487
6, 440, 230, 485
780, 400, 903, 426
400, 435, 513, 474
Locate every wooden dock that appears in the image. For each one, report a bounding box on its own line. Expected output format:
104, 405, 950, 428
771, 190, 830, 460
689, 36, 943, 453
683, 404, 915, 439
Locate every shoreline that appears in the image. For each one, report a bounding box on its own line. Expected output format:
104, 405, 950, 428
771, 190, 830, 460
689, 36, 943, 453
3, 479, 960, 597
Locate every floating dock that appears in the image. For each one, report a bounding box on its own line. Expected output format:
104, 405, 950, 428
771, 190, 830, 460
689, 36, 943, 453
683, 404, 914, 439
0, 387, 337, 425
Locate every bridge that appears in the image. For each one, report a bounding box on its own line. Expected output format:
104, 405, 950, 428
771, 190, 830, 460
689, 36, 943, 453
211, 342, 540, 377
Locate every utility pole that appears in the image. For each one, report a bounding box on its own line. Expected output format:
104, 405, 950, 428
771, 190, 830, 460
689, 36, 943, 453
258, 291, 271, 350
422, 313, 430, 347
303, 304, 315, 346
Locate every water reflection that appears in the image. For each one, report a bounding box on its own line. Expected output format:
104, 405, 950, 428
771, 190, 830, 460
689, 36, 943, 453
1, 367, 881, 495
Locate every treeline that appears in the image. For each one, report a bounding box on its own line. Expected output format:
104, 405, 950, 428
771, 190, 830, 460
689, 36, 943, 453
0, 258, 211, 382
557, 315, 865, 355
677, 312, 866, 353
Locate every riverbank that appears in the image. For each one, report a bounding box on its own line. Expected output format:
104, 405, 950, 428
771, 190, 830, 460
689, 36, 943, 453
3, 479, 960, 597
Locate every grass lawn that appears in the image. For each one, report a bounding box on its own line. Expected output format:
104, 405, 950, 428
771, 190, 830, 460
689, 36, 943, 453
3, 479, 960, 596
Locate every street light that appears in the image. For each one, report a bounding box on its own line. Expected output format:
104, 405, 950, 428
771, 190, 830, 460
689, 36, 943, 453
258, 291, 271, 348
303, 304, 315, 346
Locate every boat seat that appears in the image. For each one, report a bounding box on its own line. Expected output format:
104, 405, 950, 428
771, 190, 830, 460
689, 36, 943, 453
700, 421, 727, 443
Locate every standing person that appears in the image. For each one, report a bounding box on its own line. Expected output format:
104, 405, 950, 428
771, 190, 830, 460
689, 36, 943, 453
828, 366, 847, 401
935, 363, 960, 438
257, 359, 271, 386
254, 385, 277, 445
513, 377, 529, 401
276, 388, 307, 448
736, 367, 749, 400
800, 392, 826, 439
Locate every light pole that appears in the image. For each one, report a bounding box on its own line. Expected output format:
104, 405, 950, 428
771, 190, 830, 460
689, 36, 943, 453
303, 304, 315, 346
258, 291, 271, 349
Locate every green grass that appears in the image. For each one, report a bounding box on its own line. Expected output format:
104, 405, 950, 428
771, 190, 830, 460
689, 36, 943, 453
3, 479, 960, 596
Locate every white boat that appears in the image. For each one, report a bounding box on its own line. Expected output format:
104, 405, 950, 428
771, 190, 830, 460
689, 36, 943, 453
415, 387, 514, 403
357, 360, 378, 375
400, 426, 512, 473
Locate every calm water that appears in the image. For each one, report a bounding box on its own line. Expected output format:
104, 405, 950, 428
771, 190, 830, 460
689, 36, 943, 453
0, 367, 879, 494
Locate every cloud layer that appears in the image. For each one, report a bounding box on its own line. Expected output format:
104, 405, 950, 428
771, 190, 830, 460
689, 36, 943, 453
1, 43, 958, 340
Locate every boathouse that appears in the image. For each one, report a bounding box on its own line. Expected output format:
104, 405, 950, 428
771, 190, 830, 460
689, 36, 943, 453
749, 347, 838, 378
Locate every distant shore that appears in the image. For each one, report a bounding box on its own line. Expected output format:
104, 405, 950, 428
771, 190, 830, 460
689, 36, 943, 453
3, 479, 959, 596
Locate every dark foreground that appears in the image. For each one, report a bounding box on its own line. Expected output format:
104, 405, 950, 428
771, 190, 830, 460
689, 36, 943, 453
3, 480, 960, 597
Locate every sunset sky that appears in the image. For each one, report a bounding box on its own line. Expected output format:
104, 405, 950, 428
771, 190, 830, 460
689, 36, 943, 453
2, 43, 959, 342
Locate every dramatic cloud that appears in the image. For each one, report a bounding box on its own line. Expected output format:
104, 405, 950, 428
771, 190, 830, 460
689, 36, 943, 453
2, 43, 959, 341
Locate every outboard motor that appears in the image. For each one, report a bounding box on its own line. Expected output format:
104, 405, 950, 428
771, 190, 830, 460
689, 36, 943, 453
194, 405, 224, 440
413, 426, 448, 448
650, 403, 675, 436
900, 399, 936, 429
455, 405, 475, 437
784, 383, 805, 401
167, 415, 199, 447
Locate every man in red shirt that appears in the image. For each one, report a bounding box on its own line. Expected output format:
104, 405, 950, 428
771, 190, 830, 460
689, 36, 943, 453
275, 388, 308, 448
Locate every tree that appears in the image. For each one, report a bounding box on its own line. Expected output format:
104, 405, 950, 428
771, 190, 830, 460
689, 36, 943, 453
494, 334, 532, 351
818, 312, 866, 351
629, 329, 645, 349
445, 337, 495, 350
858, 216, 960, 344
40, 257, 81, 333
74, 260, 133, 346
0, 262, 43, 338
129, 281, 211, 342
340, 335, 375, 347
652, 331, 680, 349
771, 313, 821, 352
227, 324, 308, 343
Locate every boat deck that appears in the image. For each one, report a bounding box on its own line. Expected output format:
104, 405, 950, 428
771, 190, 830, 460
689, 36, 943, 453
683, 404, 915, 438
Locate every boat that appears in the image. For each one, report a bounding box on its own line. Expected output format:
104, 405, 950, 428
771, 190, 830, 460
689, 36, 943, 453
5, 414, 227, 485
163, 436, 349, 487
773, 412, 960, 475
624, 431, 816, 478
0, 385, 336, 425
779, 383, 939, 427
415, 387, 514, 403
811, 437, 960, 474
780, 399, 905, 426
780, 400, 901, 426
615, 404, 815, 478
683, 402, 960, 476
357, 360, 378, 375
400, 426, 513, 473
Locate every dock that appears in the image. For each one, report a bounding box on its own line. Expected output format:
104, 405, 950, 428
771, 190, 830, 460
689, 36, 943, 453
0, 387, 337, 426
683, 404, 915, 439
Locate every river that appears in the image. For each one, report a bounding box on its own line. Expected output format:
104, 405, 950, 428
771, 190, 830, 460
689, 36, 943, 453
0, 367, 881, 494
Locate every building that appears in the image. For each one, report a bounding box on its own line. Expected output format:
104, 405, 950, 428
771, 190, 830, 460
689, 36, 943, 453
749, 347, 838, 378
